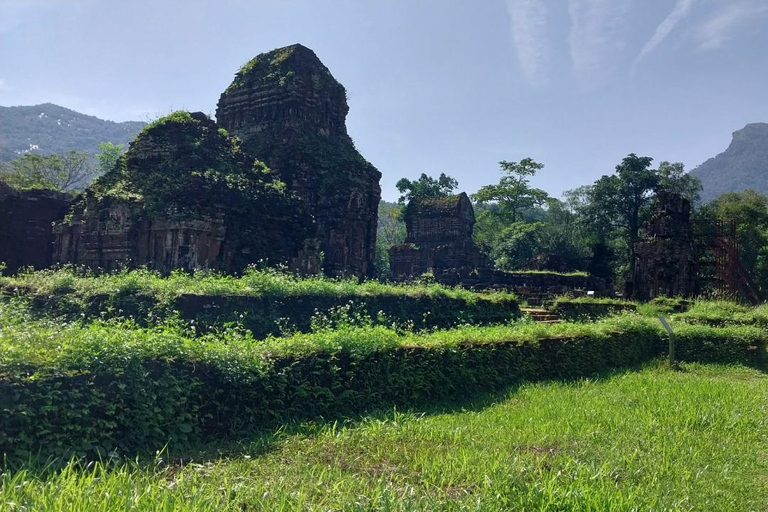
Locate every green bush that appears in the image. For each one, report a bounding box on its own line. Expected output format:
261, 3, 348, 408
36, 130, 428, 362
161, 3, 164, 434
1, 312, 763, 459
673, 300, 768, 327
552, 297, 637, 321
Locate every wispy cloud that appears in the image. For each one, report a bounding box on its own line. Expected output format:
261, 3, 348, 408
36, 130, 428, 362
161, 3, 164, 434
567, 0, 631, 77
506, 0, 550, 87
632, 0, 696, 74
694, 1, 768, 50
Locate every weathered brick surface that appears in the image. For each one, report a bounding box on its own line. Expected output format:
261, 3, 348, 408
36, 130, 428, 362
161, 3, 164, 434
0, 188, 71, 273
217, 44, 381, 278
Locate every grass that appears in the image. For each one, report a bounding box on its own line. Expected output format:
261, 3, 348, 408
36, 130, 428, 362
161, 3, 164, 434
673, 300, 768, 326
2, 363, 766, 511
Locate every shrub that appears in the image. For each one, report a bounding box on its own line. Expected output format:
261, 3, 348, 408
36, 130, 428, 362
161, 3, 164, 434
551, 297, 637, 321
1, 313, 763, 459
0, 267, 521, 337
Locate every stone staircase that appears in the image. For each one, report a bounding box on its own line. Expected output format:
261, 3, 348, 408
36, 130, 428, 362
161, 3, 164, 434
520, 308, 562, 324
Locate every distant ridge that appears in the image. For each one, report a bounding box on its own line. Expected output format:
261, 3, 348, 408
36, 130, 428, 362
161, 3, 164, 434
0, 103, 145, 162
691, 123, 768, 203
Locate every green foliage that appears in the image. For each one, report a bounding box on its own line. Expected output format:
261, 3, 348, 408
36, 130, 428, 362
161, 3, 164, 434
374, 201, 406, 277
0, 151, 95, 192
656, 161, 702, 202
4, 364, 767, 510
225, 44, 342, 97
551, 297, 637, 321
471, 159, 593, 273
0, 304, 763, 459
479, 200, 593, 273
700, 189, 768, 292
0, 103, 144, 164
0, 267, 520, 337
566, 154, 699, 284
64, 111, 313, 267
672, 300, 768, 327
472, 158, 548, 223
486, 221, 542, 270
395, 173, 458, 204
95, 141, 124, 175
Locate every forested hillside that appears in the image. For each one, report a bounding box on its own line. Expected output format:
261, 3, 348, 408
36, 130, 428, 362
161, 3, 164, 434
0, 103, 144, 162
692, 123, 768, 203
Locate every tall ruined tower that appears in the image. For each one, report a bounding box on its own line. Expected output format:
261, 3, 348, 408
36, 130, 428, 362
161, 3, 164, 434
217, 44, 381, 278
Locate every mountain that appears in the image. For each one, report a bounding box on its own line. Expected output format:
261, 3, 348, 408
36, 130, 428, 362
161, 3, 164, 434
0, 103, 145, 162
691, 123, 768, 203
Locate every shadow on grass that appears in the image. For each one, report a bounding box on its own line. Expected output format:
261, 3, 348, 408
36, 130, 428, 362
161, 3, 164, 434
2, 358, 689, 479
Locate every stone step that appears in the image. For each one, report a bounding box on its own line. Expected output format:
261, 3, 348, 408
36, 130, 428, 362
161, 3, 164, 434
520, 308, 563, 323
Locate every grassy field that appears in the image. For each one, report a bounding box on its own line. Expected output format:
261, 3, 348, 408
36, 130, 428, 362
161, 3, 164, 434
2, 363, 766, 511
2, 270, 767, 509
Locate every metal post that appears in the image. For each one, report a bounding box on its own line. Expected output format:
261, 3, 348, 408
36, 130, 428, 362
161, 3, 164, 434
658, 316, 676, 368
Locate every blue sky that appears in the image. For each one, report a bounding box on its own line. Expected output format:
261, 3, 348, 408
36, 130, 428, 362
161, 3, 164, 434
1, 0, 767, 201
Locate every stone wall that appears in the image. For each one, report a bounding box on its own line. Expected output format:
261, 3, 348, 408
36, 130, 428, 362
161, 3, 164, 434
0, 188, 72, 273
632, 191, 697, 300
54, 200, 228, 273
434, 268, 607, 296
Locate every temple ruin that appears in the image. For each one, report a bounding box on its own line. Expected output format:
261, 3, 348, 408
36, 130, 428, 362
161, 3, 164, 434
0, 186, 71, 274
0, 44, 381, 277
53, 111, 315, 274
216, 44, 381, 278
389, 193, 486, 277
632, 191, 697, 300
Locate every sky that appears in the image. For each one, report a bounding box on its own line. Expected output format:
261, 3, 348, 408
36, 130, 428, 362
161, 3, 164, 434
1, 0, 767, 201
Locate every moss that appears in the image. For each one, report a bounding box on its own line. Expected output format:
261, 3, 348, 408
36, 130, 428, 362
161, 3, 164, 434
225, 44, 344, 98
405, 195, 463, 219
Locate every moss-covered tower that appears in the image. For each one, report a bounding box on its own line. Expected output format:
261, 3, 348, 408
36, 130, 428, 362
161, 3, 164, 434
54, 111, 314, 273
216, 44, 381, 278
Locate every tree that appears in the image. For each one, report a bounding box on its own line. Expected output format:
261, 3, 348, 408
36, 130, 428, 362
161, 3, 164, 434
704, 190, 768, 291
396, 173, 458, 204
472, 158, 548, 223
0, 151, 97, 192
582, 154, 658, 281
374, 201, 407, 277
96, 142, 124, 175
656, 161, 702, 203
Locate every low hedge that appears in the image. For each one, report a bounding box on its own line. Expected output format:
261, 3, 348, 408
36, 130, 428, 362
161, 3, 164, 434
1, 315, 764, 459
552, 298, 637, 321
1, 270, 520, 337
673, 301, 768, 327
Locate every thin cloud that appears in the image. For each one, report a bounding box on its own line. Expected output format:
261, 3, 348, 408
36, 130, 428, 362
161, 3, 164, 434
632, 0, 696, 74
695, 1, 768, 50
506, 0, 550, 87
568, 0, 631, 76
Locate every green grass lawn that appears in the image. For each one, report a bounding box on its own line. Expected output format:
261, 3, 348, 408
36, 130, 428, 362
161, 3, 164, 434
3, 362, 766, 511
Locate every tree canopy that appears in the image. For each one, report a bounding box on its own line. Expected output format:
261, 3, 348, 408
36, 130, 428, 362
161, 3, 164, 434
472, 158, 548, 223
396, 173, 458, 204
0, 151, 97, 192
